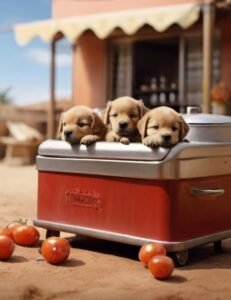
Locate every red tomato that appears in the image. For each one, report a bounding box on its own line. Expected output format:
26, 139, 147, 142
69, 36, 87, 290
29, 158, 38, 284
0, 235, 15, 260
148, 255, 174, 280
0, 228, 12, 238
138, 243, 167, 266
12, 225, 40, 246
1, 221, 22, 239
41, 237, 70, 265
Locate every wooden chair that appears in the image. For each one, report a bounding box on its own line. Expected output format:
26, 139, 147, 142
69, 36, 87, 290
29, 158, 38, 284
0, 121, 43, 165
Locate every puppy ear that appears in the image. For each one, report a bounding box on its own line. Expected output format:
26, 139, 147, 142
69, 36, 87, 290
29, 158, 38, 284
137, 100, 149, 119
137, 114, 149, 139
91, 112, 106, 137
178, 115, 190, 140
56, 113, 64, 140
103, 101, 112, 125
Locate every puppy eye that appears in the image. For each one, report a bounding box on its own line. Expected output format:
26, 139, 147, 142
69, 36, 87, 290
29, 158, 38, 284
63, 122, 66, 126
153, 125, 159, 130
129, 113, 138, 118
172, 126, 179, 132
110, 113, 118, 118
78, 122, 88, 127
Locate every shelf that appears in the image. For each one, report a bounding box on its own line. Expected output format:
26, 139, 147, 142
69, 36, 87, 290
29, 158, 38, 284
135, 88, 178, 95
145, 103, 200, 112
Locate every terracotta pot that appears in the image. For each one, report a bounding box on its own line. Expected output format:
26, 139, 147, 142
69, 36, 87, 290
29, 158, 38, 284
211, 102, 226, 115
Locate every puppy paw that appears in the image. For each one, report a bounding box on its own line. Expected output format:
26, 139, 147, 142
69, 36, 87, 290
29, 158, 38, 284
120, 137, 130, 145
142, 136, 159, 148
80, 135, 98, 145
183, 139, 190, 143
105, 132, 120, 142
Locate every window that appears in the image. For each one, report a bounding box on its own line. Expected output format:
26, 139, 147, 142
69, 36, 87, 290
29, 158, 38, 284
185, 34, 220, 107
133, 39, 179, 109
108, 33, 220, 112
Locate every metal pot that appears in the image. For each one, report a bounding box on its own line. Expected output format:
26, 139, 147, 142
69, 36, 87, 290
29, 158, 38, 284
183, 112, 231, 143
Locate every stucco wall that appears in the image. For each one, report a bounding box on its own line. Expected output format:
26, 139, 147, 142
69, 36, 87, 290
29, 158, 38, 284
52, 0, 230, 108
72, 33, 106, 108
218, 16, 231, 89
52, 0, 203, 18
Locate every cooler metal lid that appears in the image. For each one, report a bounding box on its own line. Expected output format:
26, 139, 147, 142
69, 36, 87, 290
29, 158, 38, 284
38, 140, 171, 161
37, 141, 231, 179
183, 113, 231, 125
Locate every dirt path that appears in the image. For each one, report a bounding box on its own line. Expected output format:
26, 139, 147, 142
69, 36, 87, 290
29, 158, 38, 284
1, 162, 231, 300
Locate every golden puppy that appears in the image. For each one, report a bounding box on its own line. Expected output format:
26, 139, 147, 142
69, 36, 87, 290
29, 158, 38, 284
137, 106, 189, 147
57, 105, 106, 145
103, 96, 149, 144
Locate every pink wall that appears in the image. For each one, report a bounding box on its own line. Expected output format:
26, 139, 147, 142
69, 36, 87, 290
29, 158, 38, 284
52, 0, 202, 18
52, 0, 204, 108
218, 16, 231, 89
72, 33, 106, 108
52, 0, 231, 108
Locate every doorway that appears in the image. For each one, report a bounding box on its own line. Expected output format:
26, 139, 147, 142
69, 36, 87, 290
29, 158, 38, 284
133, 38, 179, 109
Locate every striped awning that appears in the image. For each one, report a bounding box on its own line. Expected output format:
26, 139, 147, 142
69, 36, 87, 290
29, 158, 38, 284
14, 3, 201, 46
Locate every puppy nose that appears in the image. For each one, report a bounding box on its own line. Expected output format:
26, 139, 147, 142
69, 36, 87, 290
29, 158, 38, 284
119, 121, 128, 129
162, 134, 171, 142
64, 130, 72, 137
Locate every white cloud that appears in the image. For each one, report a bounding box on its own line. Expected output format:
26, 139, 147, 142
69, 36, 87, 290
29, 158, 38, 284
56, 88, 72, 100
12, 87, 71, 106
12, 87, 48, 105
57, 53, 72, 67
26, 48, 72, 67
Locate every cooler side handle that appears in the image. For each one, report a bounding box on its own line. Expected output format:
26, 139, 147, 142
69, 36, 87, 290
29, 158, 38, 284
190, 188, 225, 197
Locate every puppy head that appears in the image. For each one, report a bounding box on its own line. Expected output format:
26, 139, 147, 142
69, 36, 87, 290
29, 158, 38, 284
137, 106, 189, 147
103, 96, 148, 137
57, 105, 105, 144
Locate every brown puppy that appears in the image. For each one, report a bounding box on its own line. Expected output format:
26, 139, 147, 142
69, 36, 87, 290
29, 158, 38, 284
57, 105, 106, 145
137, 106, 189, 147
103, 96, 149, 144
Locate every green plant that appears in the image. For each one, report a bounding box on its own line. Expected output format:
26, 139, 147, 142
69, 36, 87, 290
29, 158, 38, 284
0, 87, 13, 104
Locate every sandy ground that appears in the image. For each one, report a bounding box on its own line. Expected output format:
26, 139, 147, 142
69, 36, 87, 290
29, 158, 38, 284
1, 162, 231, 300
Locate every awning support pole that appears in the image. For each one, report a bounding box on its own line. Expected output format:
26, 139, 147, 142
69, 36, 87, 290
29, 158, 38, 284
202, 1, 215, 113
178, 36, 186, 113
71, 43, 76, 103
47, 39, 56, 139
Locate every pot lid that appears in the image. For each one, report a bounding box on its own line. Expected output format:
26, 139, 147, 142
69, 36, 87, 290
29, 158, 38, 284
183, 113, 231, 125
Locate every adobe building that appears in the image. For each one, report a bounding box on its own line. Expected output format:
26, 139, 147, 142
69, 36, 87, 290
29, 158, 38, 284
14, 0, 231, 137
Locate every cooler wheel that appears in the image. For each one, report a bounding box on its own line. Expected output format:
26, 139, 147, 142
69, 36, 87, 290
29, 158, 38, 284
46, 229, 60, 238
214, 240, 223, 253
171, 250, 189, 267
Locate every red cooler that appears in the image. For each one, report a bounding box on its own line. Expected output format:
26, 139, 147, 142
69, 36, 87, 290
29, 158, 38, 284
35, 113, 231, 265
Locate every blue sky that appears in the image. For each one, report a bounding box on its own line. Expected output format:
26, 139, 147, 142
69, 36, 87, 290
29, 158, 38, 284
0, 0, 72, 105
